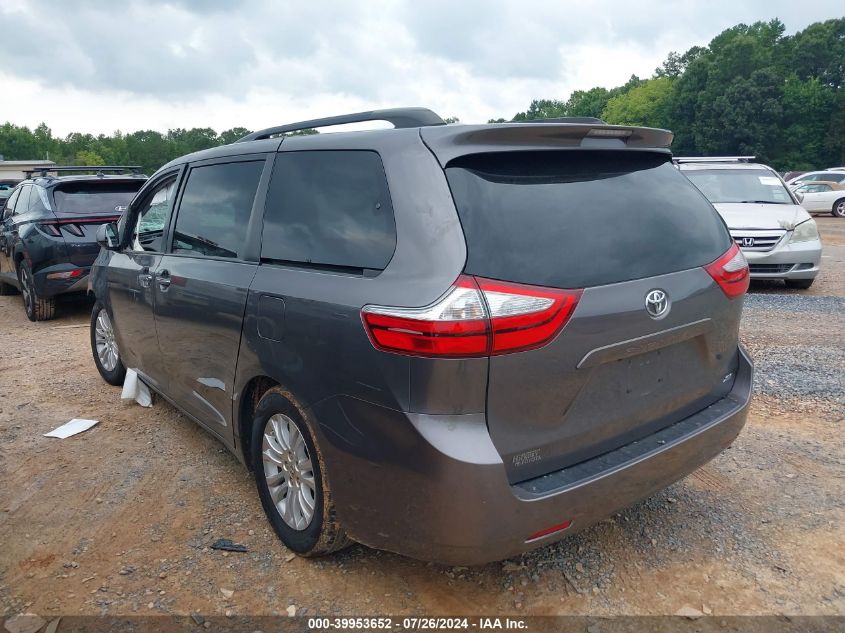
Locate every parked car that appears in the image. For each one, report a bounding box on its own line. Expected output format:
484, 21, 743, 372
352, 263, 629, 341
0, 180, 17, 205
782, 171, 808, 182
0, 167, 146, 320
793, 181, 845, 217
88, 108, 752, 565
678, 158, 822, 290
786, 169, 845, 186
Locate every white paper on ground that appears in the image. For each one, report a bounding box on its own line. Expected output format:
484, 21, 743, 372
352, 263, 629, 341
44, 418, 99, 439
121, 368, 152, 407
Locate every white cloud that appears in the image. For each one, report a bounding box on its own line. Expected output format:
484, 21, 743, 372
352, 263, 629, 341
0, 0, 842, 135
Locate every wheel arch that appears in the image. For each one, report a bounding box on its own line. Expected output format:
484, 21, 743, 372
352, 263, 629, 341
238, 375, 280, 470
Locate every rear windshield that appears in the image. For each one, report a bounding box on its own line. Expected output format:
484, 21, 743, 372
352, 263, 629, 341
683, 168, 793, 205
445, 151, 731, 289
53, 181, 143, 215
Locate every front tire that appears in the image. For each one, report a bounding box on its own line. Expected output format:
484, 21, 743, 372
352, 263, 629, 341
785, 278, 814, 290
832, 198, 845, 218
17, 260, 55, 321
90, 301, 126, 385
251, 387, 351, 557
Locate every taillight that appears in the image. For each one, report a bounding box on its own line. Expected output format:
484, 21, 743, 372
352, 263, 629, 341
37, 222, 62, 237
477, 278, 582, 355
361, 275, 582, 358
362, 276, 489, 357
704, 243, 749, 299
46, 269, 83, 280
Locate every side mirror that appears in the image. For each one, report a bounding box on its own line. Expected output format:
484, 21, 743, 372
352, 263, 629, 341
795, 191, 804, 203
96, 222, 120, 250
2, 206, 12, 220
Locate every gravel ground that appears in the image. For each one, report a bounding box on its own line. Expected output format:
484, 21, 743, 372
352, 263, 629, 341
741, 294, 845, 414
1, 218, 843, 620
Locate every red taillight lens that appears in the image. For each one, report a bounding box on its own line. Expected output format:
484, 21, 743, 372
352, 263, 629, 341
704, 243, 749, 299
37, 222, 62, 237
362, 276, 489, 357
477, 278, 582, 355
46, 269, 83, 280
526, 519, 573, 542
361, 276, 582, 358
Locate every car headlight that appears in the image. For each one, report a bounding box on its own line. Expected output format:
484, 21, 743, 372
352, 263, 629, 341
790, 219, 819, 243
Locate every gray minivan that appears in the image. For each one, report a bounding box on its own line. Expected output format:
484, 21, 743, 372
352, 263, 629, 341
89, 108, 753, 565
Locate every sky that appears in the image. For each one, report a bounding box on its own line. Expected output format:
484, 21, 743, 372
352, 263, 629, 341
0, 0, 843, 137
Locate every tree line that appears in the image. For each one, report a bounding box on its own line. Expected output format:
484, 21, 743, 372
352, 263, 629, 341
1, 17, 842, 174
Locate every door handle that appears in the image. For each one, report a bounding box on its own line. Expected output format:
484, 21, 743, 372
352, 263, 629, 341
138, 267, 153, 288
157, 269, 171, 291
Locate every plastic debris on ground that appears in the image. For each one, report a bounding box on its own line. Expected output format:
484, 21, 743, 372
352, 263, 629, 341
43, 419, 99, 439
121, 368, 152, 407
211, 538, 248, 553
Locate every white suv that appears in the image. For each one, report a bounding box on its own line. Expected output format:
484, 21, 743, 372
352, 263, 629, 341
678, 158, 822, 290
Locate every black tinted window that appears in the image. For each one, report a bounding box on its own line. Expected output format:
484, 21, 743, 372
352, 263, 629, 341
53, 181, 143, 215
262, 151, 396, 270
446, 152, 731, 289
172, 161, 264, 259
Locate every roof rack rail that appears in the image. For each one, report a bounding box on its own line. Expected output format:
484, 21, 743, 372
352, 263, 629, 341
515, 116, 606, 124
23, 165, 144, 178
237, 107, 445, 142
672, 156, 756, 164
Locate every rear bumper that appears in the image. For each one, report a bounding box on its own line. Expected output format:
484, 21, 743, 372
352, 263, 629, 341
743, 238, 821, 280
314, 347, 753, 565
33, 262, 90, 297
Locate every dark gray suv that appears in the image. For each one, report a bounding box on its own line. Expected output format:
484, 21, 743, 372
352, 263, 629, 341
88, 108, 753, 565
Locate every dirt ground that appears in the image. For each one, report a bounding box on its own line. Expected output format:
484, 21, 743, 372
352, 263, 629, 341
1, 218, 843, 619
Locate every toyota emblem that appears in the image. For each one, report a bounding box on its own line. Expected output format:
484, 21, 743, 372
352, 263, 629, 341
645, 289, 670, 319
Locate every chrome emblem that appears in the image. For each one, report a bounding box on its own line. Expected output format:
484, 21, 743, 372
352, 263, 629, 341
741, 237, 755, 247
645, 289, 670, 319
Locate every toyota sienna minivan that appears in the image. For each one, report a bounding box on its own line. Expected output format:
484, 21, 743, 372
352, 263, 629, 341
88, 108, 753, 565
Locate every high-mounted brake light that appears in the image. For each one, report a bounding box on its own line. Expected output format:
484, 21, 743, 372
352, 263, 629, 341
704, 243, 749, 299
361, 275, 582, 358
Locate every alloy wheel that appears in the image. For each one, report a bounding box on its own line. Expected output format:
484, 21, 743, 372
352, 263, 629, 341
94, 309, 120, 372
19, 266, 33, 316
262, 413, 317, 530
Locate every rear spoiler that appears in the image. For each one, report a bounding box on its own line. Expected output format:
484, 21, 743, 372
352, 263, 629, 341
420, 123, 674, 166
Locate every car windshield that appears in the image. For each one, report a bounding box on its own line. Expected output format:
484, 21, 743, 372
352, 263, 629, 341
684, 169, 793, 205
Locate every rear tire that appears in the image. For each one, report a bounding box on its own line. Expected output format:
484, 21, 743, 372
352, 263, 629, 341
832, 198, 845, 218
250, 387, 352, 558
17, 260, 55, 321
785, 278, 814, 290
90, 301, 126, 385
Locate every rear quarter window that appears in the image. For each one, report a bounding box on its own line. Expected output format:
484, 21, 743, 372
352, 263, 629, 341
261, 150, 396, 271
446, 151, 731, 289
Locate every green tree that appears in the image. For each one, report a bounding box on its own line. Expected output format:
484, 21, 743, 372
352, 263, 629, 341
654, 47, 706, 78
74, 150, 106, 166
218, 127, 253, 145
0, 123, 39, 160
602, 77, 675, 128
